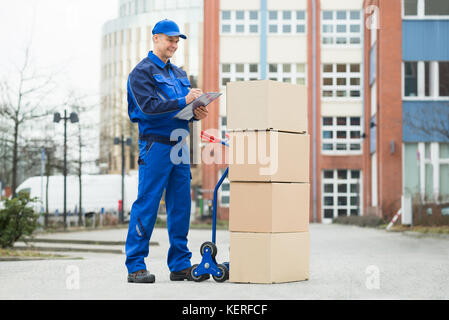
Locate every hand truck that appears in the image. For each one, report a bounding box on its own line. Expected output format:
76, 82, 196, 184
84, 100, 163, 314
190, 131, 230, 282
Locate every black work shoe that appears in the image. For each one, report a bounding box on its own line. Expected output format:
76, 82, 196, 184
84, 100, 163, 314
128, 270, 155, 283
170, 267, 210, 281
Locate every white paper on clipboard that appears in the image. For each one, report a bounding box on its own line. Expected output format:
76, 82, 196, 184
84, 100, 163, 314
174, 92, 222, 120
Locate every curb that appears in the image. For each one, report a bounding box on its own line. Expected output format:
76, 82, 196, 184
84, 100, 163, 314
27, 238, 126, 245
13, 245, 124, 254
21, 238, 159, 246
13, 238, 160, 255
401, 231, 449, 240
0, 257, 49, 262
0, 256, 83, 262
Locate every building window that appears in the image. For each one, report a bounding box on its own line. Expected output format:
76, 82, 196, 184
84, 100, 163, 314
219, 169, 230, 207
425, 0, 449, 15
220, 116, 228, 140
403, 0, 449, 17
220, 10, 260, 35
268, 63, 306, 85
322, 10, 362, 45
404, 61, 418, 96
439, 62, 449, 96
322, 63, 362, 99
249, 10, 259, 20
322, 116, 362, 154
220, 63, 260, 87
120, 4, 126, 17
404, 143, 449, 202
268, 10, 307, 34
404, 0, 418, 15
403, 61, 449, 98
322, 169, 362, 220
222, 10, 231, 20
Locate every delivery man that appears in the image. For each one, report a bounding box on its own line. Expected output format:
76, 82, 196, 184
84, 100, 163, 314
125, 19, 209, 283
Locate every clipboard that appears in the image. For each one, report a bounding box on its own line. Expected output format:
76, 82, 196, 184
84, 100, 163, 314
174, 92, 222, 120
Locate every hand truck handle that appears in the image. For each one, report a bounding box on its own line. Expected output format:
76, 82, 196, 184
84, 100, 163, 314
201, 131, 229, 147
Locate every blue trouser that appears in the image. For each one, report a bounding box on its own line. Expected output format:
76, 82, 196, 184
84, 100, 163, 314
125, 138, 192, 274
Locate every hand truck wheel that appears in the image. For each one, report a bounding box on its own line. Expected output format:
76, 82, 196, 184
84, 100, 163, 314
200, 241, 217, 259
190, 264, 210, 282
212, 264, 229, 283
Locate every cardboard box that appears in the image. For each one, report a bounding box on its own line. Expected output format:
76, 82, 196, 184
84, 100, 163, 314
230, 182, 310, 233
229, 232, 310, 284
226, 80, 308, 133
228, 130, 309, 183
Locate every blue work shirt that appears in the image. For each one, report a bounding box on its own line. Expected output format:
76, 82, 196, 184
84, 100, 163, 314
127, 51, 197, 138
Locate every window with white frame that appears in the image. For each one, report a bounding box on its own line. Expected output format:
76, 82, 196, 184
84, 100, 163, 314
322, 169, 362, 220
220, 116, 227, 140
403, 0, 449, 18
322, 63, 362, 98
220, 63, 260, 87
404, 61, 418, 96
268, 10, 307, 34
120, 4, 126, 17
268, 63, 307, 85
322, 10, 362, 45
220, 10, 260, 34
404, 142, 449, 202
403, 61, 449, 98
322, 116, 363, 153
218, 169, 230, 207
371, 82, 377, 116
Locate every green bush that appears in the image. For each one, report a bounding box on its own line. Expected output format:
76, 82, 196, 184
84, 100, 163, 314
333, 215, 386, 228
0, 191, 38, 249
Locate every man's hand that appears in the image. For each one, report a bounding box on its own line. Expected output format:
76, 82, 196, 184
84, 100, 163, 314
185, 88, 203, 105
193, 106, 208, 120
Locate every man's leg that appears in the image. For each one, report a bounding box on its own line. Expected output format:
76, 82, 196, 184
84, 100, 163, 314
125, 142, 172, 274
165, 162, 193, 273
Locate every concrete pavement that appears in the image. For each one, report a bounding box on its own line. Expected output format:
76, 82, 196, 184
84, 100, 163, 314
0, 224, 448, 299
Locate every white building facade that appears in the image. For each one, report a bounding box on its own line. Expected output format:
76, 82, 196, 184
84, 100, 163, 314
100, 0, 204, 174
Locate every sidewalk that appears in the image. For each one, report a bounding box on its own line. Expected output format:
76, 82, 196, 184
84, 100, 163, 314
1, 224, 449, 299
13, 227, 157, 255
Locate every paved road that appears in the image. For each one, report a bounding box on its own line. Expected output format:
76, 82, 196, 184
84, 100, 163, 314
1, 224, 448, 300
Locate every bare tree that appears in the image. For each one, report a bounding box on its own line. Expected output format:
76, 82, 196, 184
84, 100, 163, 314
0, 125, 13, 192
403, 102, 449, 141
0, 44, 61, 197
98, 93, 139, 175
403, 102, 449, 209
66, 92, 100, 226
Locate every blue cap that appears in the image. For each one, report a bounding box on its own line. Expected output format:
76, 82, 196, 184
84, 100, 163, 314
152, 19, 187, 39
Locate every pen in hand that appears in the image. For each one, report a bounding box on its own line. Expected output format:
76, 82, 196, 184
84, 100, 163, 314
186, 88, 203, 105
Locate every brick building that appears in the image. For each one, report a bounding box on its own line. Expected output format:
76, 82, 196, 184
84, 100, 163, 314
201, 0, 449, 222
364, 0, 449, 220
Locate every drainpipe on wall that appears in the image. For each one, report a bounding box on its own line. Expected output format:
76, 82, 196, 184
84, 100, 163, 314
361, 7, 366, 216
312, 0, 317, 223
260, 0, 267, 80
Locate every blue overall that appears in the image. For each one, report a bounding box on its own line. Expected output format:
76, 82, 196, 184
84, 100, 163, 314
125, 51, 198, 274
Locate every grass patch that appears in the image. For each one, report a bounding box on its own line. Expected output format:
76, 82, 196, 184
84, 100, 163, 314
389, 225, 449, 234
154, 217, 229, 230
333, 215, 387, 228
0, 248, 69, 260
344, 219, 449, 235
34, 224, 129, 235
191, 219, 229, 230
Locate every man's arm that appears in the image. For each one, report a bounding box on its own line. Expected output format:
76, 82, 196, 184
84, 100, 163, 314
128, 71, 185, 119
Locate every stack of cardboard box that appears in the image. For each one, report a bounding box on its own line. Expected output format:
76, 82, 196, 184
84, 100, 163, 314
226, 80, 310, 284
